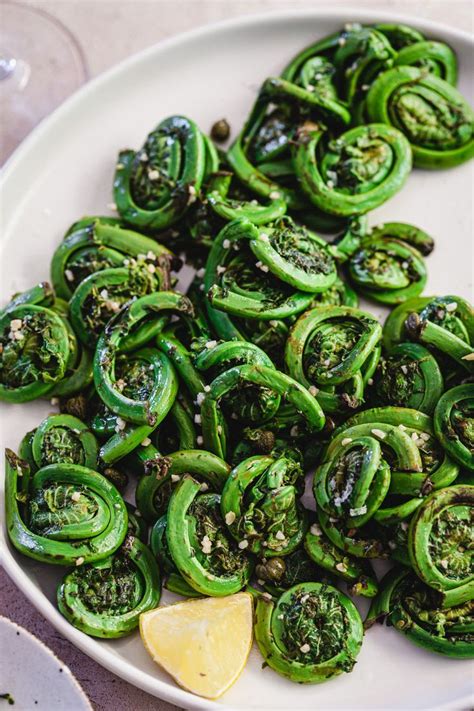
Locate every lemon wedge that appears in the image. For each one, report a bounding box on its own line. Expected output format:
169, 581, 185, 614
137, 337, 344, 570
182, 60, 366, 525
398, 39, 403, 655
139, 592, 253, 699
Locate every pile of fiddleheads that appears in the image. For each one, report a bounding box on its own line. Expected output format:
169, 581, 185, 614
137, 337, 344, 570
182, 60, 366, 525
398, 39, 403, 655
2, 19, 473, 691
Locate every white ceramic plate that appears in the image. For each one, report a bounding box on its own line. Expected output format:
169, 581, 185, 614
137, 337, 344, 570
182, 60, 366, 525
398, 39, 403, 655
0, 616, 91, 710
0, 9, 473, 711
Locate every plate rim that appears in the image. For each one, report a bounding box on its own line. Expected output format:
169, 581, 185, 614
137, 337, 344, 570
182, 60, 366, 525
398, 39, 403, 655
0, 7, 473, 711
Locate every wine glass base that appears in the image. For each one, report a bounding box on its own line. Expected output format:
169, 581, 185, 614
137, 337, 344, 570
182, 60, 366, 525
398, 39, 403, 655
0, 1, 88, 163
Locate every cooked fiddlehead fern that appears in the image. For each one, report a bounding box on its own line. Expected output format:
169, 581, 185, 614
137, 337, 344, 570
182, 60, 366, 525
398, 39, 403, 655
135, 448, 230, 523
370, 342, 444, 414
247, 216, 338, 293
285, 305, 381, 413
51, 216, 176, 300
314, 435, 391, 528
93, 291, 191, 425
69, 263, 165, 349
294, 123, 412, 216
30, 414, 98, 470
194, 339, 280, 425
347, 222, 431, 304
94, 347, 177, 428
367, 568, 474, 658
0, 302, 70, 402
5, 449, 128, 565
220, 455, 306, 556
407, 485, 473, 607
366, 66, 474, 168
166, 475, 252, 596
113, 116, 207, 230
205, 220, 314, 320
57, 535, 161, 637
254, 582, 363, 683
434, 384, 474, 470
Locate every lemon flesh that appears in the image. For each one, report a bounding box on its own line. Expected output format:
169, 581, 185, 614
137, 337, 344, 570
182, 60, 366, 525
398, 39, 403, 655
139, 592, 253, 699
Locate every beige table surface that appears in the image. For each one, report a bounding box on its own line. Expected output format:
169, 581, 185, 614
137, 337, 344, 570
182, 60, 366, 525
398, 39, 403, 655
0, 1, 472, 709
